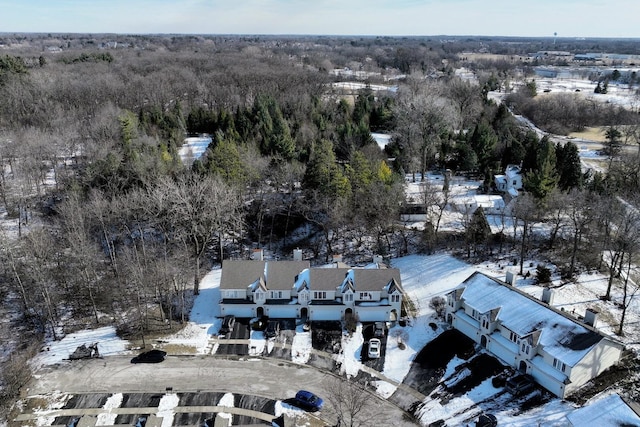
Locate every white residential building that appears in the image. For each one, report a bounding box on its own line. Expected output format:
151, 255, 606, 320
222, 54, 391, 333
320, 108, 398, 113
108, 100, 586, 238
219, 259, 403, 322
494, 164, 523, 197
445, 272, 624, 398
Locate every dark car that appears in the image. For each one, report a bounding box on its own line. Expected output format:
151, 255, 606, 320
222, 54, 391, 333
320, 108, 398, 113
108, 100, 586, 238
220, 315, 236, 336
265, 320, 280, 339
476, 413, 497, 427
506, 373, 535, 396
131, 349, 167, 364
373, 321, 386, 338
294, 390, 324, 411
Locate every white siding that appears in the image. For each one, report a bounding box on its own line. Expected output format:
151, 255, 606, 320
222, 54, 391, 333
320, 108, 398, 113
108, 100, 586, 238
267, 305, 299, 319
309, 305, 343, 321
356, 306, 390, 322
220, 304, 254, 318
565, 340, 623, 396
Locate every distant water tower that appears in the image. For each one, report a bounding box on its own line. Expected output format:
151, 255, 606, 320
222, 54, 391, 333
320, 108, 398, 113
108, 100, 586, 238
554, 32, 557, 45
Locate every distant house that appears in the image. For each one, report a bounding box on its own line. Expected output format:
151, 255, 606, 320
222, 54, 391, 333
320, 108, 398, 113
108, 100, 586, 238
494, 164, 523, 197
445, 272, 624, 398
219, 259, 403, 322
566, 393, 640, 426
450, 194, 506, 215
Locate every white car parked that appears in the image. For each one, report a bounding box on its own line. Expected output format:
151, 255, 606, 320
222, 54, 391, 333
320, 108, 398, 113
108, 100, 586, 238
368, 338, 381, 359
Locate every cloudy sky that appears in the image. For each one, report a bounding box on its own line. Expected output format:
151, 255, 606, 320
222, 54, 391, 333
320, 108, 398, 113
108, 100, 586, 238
1, 0, 638, 38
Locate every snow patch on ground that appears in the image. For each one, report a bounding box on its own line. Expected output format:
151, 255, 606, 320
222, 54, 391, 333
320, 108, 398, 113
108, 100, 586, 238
291, 325, 312, 364
156, 393, 180, 427
337, 324, 364, 378
96, 393, 123, 426
30, 326, 129, 369
217, 392, 234, 421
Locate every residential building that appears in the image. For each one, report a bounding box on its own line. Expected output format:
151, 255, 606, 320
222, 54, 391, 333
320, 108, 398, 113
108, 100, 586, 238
445, 272, 624, 398
494, 164, 523, 197
219, 259, 403, 322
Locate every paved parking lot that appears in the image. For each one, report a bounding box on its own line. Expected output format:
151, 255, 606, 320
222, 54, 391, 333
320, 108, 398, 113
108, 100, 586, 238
15, 356, 417, 427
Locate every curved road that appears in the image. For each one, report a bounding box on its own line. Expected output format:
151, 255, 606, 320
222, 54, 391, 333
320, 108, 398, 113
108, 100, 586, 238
18, 355, 419, 426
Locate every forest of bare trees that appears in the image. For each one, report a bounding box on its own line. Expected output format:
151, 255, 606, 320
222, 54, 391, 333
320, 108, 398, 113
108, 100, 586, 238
1, 33, 640, 412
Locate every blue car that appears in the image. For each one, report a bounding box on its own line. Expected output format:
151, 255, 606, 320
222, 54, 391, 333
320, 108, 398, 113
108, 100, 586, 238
294, 390, 324, 411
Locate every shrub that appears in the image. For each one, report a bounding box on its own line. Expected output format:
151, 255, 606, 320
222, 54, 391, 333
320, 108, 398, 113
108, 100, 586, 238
536, 265, 552, 284
429, 296, 447, 319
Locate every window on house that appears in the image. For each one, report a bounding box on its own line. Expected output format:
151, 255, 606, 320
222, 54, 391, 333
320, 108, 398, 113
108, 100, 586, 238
553, 358, 566, 372
391, 294, 400, 303
512, 180, 518, 185
255, 292, 265, 301
482, 319, 488, 329
359, 292, 372, 300
471, 309, 478, 320
270, 290, 283, 299
313, 291, 327, 300
509, 331, 518, 343
299, 292, 308, 303
344, 293, 353, 302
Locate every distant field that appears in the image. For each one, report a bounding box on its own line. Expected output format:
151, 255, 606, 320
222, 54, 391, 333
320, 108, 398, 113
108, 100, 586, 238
569, 127, 607, 142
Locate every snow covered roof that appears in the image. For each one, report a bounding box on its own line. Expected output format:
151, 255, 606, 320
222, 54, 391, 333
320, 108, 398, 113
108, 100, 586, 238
566, 394, 640, 426
456, 272, 619, 367
505, 164, 522, 178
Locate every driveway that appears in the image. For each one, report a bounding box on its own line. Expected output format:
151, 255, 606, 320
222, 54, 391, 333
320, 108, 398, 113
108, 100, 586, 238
17, 355, 418, 427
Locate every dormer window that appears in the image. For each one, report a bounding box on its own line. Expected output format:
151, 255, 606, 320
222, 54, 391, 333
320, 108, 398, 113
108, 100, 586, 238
255, 291, 265, 302
391, 294, 400, 303
313, 291, 327, 300
509, 331, 518, 343
359, 292, 372, 300
344, 293, 353, 302
270, 290, 283, 299
481, 318, 489, 329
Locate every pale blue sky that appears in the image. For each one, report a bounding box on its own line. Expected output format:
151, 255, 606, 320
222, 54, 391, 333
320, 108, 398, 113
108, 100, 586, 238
0, 0, 638, 38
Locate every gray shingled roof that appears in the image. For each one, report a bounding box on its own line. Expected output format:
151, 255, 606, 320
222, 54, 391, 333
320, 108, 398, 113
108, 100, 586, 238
265, 261, 310, 290
310, 268, 350, 291
220, 260, 265, 290
354, 268, 402, 292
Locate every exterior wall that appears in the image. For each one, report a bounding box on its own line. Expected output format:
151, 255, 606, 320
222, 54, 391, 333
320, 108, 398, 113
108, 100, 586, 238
268, 290, 292, 300
311, 290, 337, 301
220, 304, 255, 318
265, 305, 300, 319
355, 306, 392, 322
222, 289, 248, 299
452, 312, 481, 342
486, 333, 517, 366
565, 340, 623, 396
356, 291, 382, 302
309, 305, 343, 321
528, 359, 566, 397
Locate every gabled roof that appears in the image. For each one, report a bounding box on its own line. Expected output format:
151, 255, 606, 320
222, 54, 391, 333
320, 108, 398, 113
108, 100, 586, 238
265, 260, 310, 290
220, 260, 265, 290
294, 268, 310, 292
354, 268, 402, 292
310, 268, 349, 291
453, 272, 622, 367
